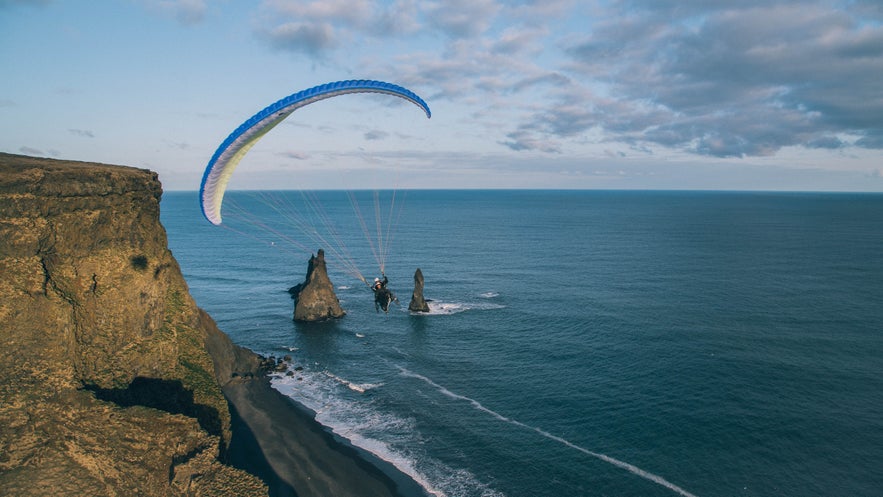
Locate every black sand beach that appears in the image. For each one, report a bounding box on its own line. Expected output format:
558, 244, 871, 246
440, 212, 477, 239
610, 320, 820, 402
223, 374, 430, 497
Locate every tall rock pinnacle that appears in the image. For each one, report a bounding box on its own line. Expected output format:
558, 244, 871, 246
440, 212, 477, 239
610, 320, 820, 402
289, 249, 346, 322
408, 268, 431, 313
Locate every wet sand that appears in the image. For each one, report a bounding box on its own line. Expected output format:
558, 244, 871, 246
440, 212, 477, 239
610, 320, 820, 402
222, 375, 429, 497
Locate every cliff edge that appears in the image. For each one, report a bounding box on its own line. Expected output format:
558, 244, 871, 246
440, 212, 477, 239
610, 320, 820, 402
0, 153, 266, 496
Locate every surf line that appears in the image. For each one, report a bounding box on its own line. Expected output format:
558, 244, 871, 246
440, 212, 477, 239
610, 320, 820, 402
397, 366, 699, 497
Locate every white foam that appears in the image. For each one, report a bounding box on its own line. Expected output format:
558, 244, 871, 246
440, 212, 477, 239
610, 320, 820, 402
479, 292, 499, 298
322, 371, 382, 393
271, 366, 501, 497
397, 366, 700, 497
415, 300, 506, 316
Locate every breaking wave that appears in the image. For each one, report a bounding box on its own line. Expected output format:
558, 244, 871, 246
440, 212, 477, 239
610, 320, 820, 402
413, 300, 505, 316
323, 371, 383, 393
271, 364, 504, 497
397, 366, 700, 497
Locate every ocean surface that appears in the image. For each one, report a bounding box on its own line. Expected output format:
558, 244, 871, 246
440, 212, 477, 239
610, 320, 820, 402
161, 190, 883, 497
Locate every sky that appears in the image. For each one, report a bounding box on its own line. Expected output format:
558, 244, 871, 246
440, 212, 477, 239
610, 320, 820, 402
1, 0, 882, 191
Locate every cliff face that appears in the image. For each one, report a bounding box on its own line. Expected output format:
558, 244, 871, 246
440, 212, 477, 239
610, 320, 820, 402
0, 153, 266, 496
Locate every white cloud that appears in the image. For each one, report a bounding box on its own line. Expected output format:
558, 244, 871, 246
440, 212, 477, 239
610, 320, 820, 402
423, 0, 500, 38
556, 1, 883, 156
5, 0, 880, 191
260, 0, 373, 26
262, 21, 339, 55
252, 0, 882, 161
257, 0, 425, 55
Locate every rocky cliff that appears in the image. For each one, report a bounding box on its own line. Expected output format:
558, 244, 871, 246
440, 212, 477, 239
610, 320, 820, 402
0, 153, 267, 496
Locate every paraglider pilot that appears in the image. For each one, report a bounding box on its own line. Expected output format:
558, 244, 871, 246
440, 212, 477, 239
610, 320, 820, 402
372, 274, 396, 313
372, 274, 388, 292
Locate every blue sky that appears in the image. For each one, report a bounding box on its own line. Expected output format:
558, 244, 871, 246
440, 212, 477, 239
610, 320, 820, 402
2, 0, 882, 191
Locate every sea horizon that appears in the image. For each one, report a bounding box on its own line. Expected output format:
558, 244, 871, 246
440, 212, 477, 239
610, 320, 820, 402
166, 187, 883, 194
162, 189, 883, 497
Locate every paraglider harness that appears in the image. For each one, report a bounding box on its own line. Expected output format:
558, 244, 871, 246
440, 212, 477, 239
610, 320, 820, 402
371, 275, 397, 313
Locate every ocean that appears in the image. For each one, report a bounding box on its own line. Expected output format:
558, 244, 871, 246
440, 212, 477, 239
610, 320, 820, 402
161, 190, 883, 497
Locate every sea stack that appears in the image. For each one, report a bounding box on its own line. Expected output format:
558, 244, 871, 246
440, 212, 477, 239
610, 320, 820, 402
408, 268, 431, 313
289, 249, 346, 322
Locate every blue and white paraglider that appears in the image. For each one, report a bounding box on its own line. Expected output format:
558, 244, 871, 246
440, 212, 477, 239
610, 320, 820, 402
199, 80, 431, 225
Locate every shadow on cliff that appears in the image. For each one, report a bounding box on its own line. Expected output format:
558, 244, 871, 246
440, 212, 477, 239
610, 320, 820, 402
83, 377, 222, 438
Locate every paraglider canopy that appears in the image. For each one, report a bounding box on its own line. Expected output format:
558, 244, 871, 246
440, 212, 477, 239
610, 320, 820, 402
199, 79, 431, 225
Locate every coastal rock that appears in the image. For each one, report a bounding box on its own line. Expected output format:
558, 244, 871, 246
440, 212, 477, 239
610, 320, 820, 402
289, 249, 346, 322
0, 153, 267, 496
408, 268, 431, 313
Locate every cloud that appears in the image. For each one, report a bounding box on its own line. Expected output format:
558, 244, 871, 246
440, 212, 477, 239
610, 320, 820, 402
855, 130, 883, 149
557, 1, 883, 157
261, 0, 372, 26
68, 129, 94, 138
364, 129, 389, 141
19, 146, 43, 155
370, 0, 421, 36
423, 0, 500, 38
278, 151, 310, 160
256, 0, 422, 56
262, 21, 338, 55
248, 0, 881, 161
806, 136, 846, 150
490, 26, 548, 57
506, 0, 578, 21
140, 0, 207, 25
500, 128, 561, 153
